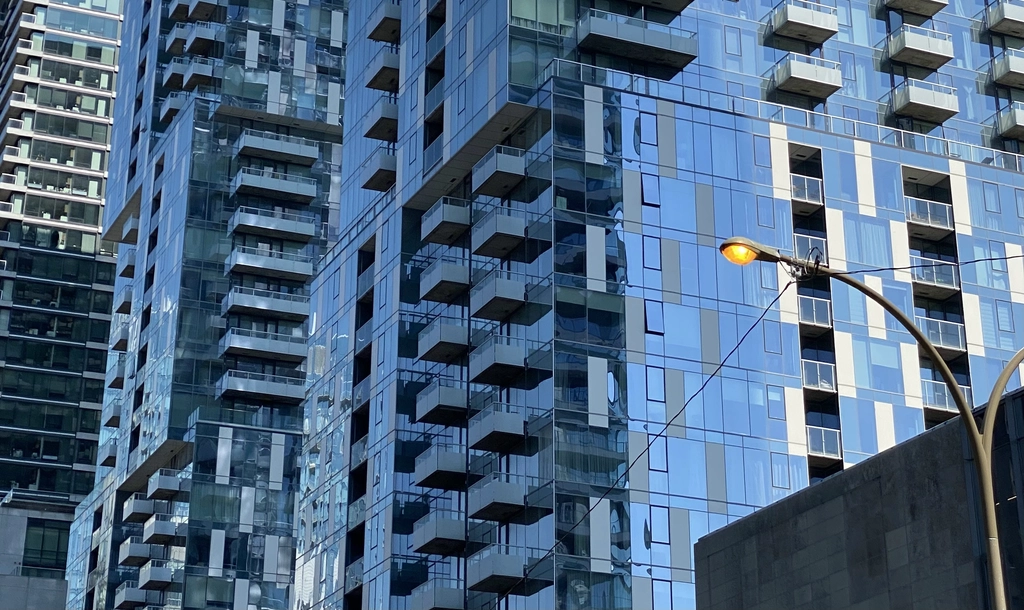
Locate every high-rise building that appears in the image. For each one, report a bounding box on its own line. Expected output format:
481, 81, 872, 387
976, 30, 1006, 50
0, 0, 121, 605
62, 1, 344, 609
295, 0, 1024, 610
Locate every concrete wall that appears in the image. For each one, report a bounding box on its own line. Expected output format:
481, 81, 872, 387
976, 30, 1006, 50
694, 419, 983, 610
0, 506, 71, 610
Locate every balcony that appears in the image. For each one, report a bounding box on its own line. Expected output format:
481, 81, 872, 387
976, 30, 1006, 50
162, 58, 187, 88
468, 545, 553, 595
361, 145, 397, 191
364, 94, 399, 142
108, 355, 126, 389
159, 92, 188, 122
797, 295, 832, 336
421, 197, 471, 245
418, 316, 470, 363
994, 49, 1024, 88
472, 208, 527, 258
169, 0, 219, 20
414, 444, 468, 490
99, 440, 117, 467
224, 246, 314, 281
998, 101, 1024, 141
366, 46, 400, 92
793, 234, 828, 266
903, 199, 952, 245
186, 21, 222, 54
122, 216, 140, 244
139, 560, 174, 590
234, 128, 319, 165
230, 167, 317, 202
182, 57, 221, 90
771, 53, 842, 99
470, 270, 526, 321
142, 514, 181, 545
426, 25, 446, 70
576, 9, 697, 72
990, 0, 1024, 37
790, 174, 823, 215
771, 0, 838, 43
921, 378, 972, 413
412, 510, 466, 556
123, 493, 155, 523
472, 146, 526, 198
909, 255, 960, 298
416, 379, 468, 426
891, 79, 959, 123
420, 258, 470, 303
410, 579, 464, 610
887, 24, 953, 70
219, 327, 307, 361
806, 425, 842, 465
221, 286, 310, 321
469, 404, 527, 453
102, 396, 123, 427
801, 359, 836, 398
215, 370, 306, 403
885, 0, 946, 16
229, 206, 317, 241
468, 473, 552, 524
469, 336, 529, 385
118, 247, 137, 278
915, 316, 966, 357
348, 497, 367, 530
635, 0, 694, 10
368, 0, 402, 43
357, 263, 376, 303
113, 581, 148, 609
147, 469, 185, 500
114, 287, 133, 314
166, 23, 188, 54
118, 537, 153, 568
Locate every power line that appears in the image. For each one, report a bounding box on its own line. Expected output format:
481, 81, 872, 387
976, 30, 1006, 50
496, 280, 797, 600
821, 252, 1024, 277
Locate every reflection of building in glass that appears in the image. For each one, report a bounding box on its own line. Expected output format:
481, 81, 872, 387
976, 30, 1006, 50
0, 0, 121, 605
62, 1, 344, 609
295, 0, 1024, 609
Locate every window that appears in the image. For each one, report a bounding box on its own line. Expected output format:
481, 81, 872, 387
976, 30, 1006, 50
996, 300, 1014, 332
644, 300, 664, 335
1016, 188, 1024, 218
761, 262, 778, 290
753, 136, 771, 168
642, 236, 661, 270
646, 366, 665, 402
767, 385, 786, 420
984, 181, 1000, 213
763, 320, 782, 354
771, 452, 790, 488
22, 518, 70, 574
641, 173, 660, 206
756, 195, 774, 228
991, 240, 1007, 272
725, 26, 741, 56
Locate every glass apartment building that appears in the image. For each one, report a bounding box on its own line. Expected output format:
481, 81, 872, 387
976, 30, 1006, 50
0, 0, 119, 606
294, 0, 1024, 609
63, 1, 344, 609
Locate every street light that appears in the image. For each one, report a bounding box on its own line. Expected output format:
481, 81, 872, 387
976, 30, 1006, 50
720, 235, 1012, 610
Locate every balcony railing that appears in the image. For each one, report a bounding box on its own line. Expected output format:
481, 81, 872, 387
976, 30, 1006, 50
238, 127, 319, 149
582, 8, 697, 40
909, 255, 959, 289
234, 205, 315, 224
472, 145, 525, 174
235, 165, 317, 186
224, 327, 307, 346
226, 285, 310, 304
791, 174, 823, 204
231, 245, 314, 264
905, 196, 953, 230
892, 22, 952, 44
921, 378, 972, 412
797, 295, 832, 327
915, 315, 966, 351
793, 234, 828, 265
801, 359, 836, 392
806, 425, 842, 458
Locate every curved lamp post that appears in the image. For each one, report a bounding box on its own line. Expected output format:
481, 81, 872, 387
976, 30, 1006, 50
721, 236, 1012, 610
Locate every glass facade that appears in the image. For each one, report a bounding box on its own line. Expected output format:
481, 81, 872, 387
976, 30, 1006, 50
63, 1, 344, 609
296, 1, 1024, 610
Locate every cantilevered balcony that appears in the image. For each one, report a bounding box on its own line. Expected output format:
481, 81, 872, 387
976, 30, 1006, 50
169, 0, 219, 21
420, 258, 470, 303
576, 9, 697, 71
215, 370, 306, 403
364, 94, 399, 142
916, 315, 966, 358
185, 21, 223, 54
993, 49, 1024, 88
921, 378, 972, 413
421, 197, 471, 245
468, 545, 553, 595
905, 196, 954, 240
770, 0, 838, 43
469, 404, 527, 453
468, 473, 552, 524
998, 101, 1024, 140
182, 57, 221, 90
142, 514, 181, 545
885, 0, 946, 17
413, 444, 468, 490
771, 53, 842, 99
107, 355, 126, 389
416, 379, 468, 426
123, 493, 155, 523
102, 395, 122, 427
887, 24, 953, 70
366, 45, 400, 92
797, 295, 832, 336
468, 336, 528, 385
113, 581, 148, 609
891, 79, 959, 123
224, 246, 314, 281
472, 146, 526, 198
118, 247, 136, 278
470, 270, 526, 321
806, 425, 842, 465
361, 145, 397, 191
909, 255, 960, 298
410, 579, 464, 610
790, 174, 824, 215
114, 287, 132, 314
139, 560, 175, 590
471, 208, 527, 258
234, 128, 320, 165
228, 206, 317, 241
219, 328, 307, 361
159, 92, 189, 122
165, 23, 188, 54
118, 537, 153, 568
801, 359, 836, 399
230, 167, 317, 202
221, 286, 310, 321
418, 316, 469, 363
988, 0, 1024, 37
148, 469, 186, 500
368, 0, 402, 43
99, 439, 117, 466
412, 510, 467, 556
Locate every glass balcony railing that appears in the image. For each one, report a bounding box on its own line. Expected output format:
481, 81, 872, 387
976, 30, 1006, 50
472, 145, 525, 174
892, 23, 952, 44
893, 78, 956, 98
798, 295, 832, 327
793, 234, 828, 265
904, 196, 953, 230
915, 315, 966, 351
921, 378, 972, 412
582, 8, 697, 40
909, 255, 959, 289
806, 425, 842, 458
775, 0, 838, 15
357, 263, 376, 296
801, 359, 836, 392
791, 174, 823, 204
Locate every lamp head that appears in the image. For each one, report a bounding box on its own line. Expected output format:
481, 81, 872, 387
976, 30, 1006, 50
719, 237, 781, 266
